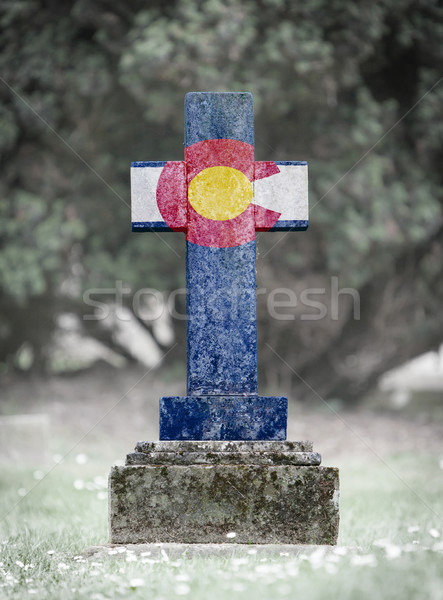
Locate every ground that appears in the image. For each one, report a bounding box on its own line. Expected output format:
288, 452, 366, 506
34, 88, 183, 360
0, 365, 442, 599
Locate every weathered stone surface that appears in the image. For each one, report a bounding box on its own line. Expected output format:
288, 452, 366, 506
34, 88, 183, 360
135, 440, 314, 453
185, 92, 254, 148
160, 396, 287, 440
126, 451, 321, 466
130, 440, 320, 465
186, 240, 258, 396
135, 440, 313, 452
109, 464, 339, 545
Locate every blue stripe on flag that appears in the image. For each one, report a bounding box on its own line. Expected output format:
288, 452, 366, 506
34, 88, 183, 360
131, 161, 167, 168
275, 161, 308, 166
132, 221, 172, 232
271, 220, 309, 231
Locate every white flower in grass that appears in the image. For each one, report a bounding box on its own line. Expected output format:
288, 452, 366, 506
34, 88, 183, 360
33, 471, 44, 481
129, 578, 145, 588
97, 491, 107, 501
28, 589, 37, 595
255, 563, 271, 574
385, 545, 402, 560
57, 562, 70, 571
161, 549, 169, 562
117, 547, 127, 553
333, 546, 348, 556
351, 554, 377, 567
407, 525, 419, 533
429, 529, 440, 539
75, 453, 88, 465
175, 573, 190, 582
125, 554, 137, 562
247, 548, 257, 555
309, 547, 326, 568
326, 554, 340, 563
175, 583, 191, 595
325, 563, 338, 575
285, 563, 299, 578
74, 480, 84, 491
170, 560, 182, 567
226, 532, 236, 539
108, 549, 118, 555
47, 550, 55, 555
15, 561, 24, 568
53, 454, 63, 464
140, 551, 151, 557
17, 489, 26, 497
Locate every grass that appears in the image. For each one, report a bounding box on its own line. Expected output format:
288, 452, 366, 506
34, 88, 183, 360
0, 452, 442, 599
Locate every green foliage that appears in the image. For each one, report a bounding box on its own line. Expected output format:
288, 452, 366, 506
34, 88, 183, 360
0, 192, 85, 303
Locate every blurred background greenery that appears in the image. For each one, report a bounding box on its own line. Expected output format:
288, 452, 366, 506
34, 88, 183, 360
1, 0, 443, 403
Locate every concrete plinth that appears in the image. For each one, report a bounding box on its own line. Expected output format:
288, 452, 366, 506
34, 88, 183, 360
109, 441, 339, 545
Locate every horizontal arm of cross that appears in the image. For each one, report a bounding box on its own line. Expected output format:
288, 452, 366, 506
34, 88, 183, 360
131, 160, 308, 233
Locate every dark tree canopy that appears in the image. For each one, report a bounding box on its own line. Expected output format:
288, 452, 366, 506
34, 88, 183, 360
1, 0, 442, 401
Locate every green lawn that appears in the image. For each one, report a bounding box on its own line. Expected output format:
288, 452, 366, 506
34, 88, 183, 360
0, 453, 442, 599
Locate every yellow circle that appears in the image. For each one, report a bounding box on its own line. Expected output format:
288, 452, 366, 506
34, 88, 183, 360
188, 166, 253, 221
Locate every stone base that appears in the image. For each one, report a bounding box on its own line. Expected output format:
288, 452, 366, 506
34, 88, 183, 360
109, 441, 339, 545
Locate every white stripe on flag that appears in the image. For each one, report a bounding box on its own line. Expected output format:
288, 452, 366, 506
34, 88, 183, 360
254, 164, 308, 222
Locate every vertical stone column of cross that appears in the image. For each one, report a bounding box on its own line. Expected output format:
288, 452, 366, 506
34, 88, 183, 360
184, 92, 258, 396
159, 93, 288, 441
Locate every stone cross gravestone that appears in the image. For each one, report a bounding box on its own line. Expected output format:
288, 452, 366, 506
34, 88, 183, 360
109, 92, 339, 544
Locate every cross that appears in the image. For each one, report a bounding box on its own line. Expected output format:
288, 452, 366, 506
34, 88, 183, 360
131, 92, 308, 441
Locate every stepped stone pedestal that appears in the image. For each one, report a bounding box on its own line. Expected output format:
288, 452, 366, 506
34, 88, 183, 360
109, 441, 339, 545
